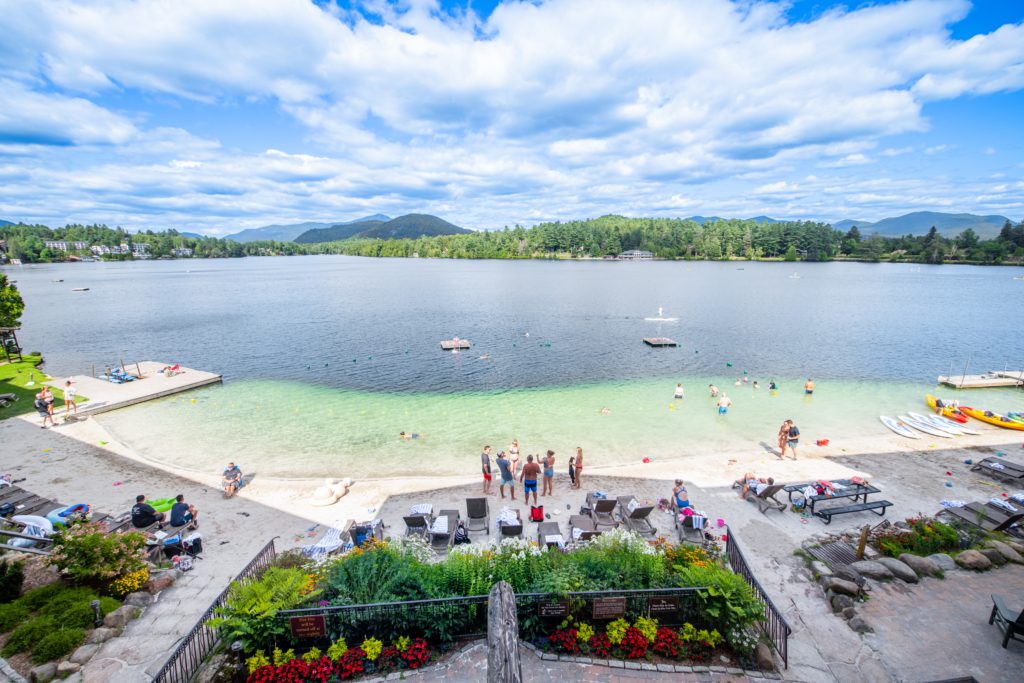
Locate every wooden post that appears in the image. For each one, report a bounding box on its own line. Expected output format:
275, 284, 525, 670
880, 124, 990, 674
135, 361, 142, 379
856, 526, 869, 560
487, 581, 522, 683
91, 364, 95, 379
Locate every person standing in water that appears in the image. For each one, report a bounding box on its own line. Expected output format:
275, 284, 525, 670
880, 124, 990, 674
709, 384, 719, 397
717, 394, 732, 415
674, 383, 685, 400
804, 378, 814, 395
574, 447, 584, 489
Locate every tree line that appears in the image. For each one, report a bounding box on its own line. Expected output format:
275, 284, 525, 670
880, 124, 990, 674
2, 216, 1022, 264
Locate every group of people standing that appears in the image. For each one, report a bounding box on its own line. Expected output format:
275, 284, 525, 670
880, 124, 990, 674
33, 379, 78, 428
481, 442, 584, 504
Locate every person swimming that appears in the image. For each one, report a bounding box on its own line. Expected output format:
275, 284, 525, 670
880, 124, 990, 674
709, 384, 719, 397
753, 381, 760, 389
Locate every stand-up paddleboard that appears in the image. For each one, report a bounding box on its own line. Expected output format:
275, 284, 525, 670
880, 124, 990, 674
880, 416, 920, 439
919, 413, 982, 435
908, 412, 969, 436
644, 306, 678, 322
898, 414, 953, 438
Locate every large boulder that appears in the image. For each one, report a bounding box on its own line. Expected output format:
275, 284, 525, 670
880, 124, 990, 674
875, 557, 918, 583
70, 643, 100, 664
103, 605, 142, 628
831, 594, 855, 611
825, 577, 861, 597
755, 642, 776, 672
850, 560, 894, 581
29, 663, 57, 683
979, 549, 1006, 566
832, 564, 863, 584
955, 550, 992, 570
124, 591, 153, 608
848, 616, 873, 633
986, 540, 1023, 564
1003, 540, 1024, 554
927, 553, 957, 572
86, 627, 121, 644
898, 553, 941, 578
56, 661, 80, 678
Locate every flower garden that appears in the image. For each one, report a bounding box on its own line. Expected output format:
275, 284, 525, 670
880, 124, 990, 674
214, 529, 770, 681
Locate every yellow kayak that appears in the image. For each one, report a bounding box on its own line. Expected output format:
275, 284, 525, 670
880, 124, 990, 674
959, 406, 1024, 431
924, 394, 968, 423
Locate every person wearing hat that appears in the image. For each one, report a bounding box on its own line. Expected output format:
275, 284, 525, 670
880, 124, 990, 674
63, 379, 77, 417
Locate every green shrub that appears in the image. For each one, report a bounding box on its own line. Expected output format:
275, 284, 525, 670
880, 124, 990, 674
876, 518, 961, 557
0, 602, 30, 632
2, 616, 57, 656
211, 567, 316, 652
674, 565, 764, 630
38, 587, 98, 617
59, 595, 120, 629
17, 583, 65, 610
46, 522, 147, 582
99, 596, 120, 615
31, 628, 85, 663
0, 560, 25, 603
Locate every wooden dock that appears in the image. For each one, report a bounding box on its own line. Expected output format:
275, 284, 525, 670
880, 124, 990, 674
48, 361, 222, 416
643, 337, 677, 347
938, 371, 1024, 389
440, 339, 470, 351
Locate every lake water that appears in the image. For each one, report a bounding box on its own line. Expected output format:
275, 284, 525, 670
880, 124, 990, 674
6, 257, 1024, 478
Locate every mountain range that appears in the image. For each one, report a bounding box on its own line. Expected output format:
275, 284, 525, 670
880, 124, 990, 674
223, 215, 391, 243
687, 215, 780, 225
831, 212, 1011, 238
294, 214, 471, 243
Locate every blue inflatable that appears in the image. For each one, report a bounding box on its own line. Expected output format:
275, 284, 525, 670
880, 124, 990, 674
45, 504, 90, 528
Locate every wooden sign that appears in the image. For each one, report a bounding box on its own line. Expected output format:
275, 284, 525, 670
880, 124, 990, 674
591, 597, 626, 620
537, 600, 570, 618
289, 615, 327, 639
649, 597, 679, 614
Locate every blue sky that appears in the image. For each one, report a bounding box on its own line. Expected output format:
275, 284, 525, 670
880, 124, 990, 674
0, 0, 1022, 235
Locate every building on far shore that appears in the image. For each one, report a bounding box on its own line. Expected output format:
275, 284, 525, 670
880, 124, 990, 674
173, 247, 193, 257
618, 249, 653, 260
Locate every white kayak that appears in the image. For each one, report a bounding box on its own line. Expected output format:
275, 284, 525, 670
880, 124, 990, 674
898, 414, 953, 438
910, 412, 980, 436
880, 416, 920, 439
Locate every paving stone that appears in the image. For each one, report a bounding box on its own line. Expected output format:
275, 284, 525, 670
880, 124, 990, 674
692, 666, 710, 672
386, 674, 402, 681
640, 663, 657, 671
727, 667, 744, 674
657, 664, 675, 672
710, 665, 727, 672
850, 560, 894, 580
675, 665, 693, 672
955, 549, 993, 570
541, 653, 557, 661
875, 557, 918, 583
575, 657, 591, 664
609, 660, 624, 668
590, 659, 608, 667
898, 553, 941, 578
985, 540, 1023, 563
624, 661, 642, 669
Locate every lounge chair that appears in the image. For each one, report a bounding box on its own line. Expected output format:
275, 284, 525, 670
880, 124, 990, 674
971, 457, 1024, 485
537, 521, 563, 549
352, 519, 385, 547
466, 497, 490, 535
942, 503, 1023, 536
430, 510, 459, 553
499, 510, 523, 538
403, 515, 432, 540
746, 484, 786, 514
676, 514, 705, 545
302, 522, 353, 560
989, 594, 1024, 649
590, 499, 618, 529
622, 505, 657, 537
569, 514, 600, 542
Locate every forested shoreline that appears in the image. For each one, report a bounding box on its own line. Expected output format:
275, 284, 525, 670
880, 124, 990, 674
2, 215, 1023, 265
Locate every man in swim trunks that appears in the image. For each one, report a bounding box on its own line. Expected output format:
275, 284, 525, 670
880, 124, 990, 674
520, 454, 541, 506
481, 445, 493, 495
717, 394, 732, 414
495, 450, 515, 500
170, 493, 199, 530
804, 378, 814, 395
787, 421, 800, 460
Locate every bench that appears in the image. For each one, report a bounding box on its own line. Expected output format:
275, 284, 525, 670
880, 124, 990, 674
814, 500, 892, 525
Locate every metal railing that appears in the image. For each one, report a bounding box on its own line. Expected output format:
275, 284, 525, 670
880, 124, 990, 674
151, 538, 277, 683
725, 528, 791, 668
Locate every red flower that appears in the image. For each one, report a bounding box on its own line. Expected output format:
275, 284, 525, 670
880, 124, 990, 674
548, 628, 580, 654
588, 632, 611, 658
652, 626, 680, 659
619, 627, 649, 659
399, 638, 430, 669
339, 648, 367, 680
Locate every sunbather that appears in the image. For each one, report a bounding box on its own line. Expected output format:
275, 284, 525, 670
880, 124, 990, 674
222, 462, 243, 497
672, 480, 690, 509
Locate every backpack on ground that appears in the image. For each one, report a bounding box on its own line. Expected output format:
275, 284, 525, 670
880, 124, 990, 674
182, 532, 203, 557
529, 506, 544, 523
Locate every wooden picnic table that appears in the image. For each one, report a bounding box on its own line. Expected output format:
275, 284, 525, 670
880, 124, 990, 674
785, 479, 881, 514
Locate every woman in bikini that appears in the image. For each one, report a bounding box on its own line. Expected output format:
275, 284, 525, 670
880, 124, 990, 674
777, 420, 790, 459
542, 450, 555, 496
509, 439, 521, 478
574, 447, 584, 489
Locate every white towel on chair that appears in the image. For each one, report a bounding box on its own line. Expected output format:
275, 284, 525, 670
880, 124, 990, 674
988, 462, 1006, 471
939, 500, 966, 508
989, 498, 1019, 513
545, 534, 565, 548
409, 503, 433, 516
431, 516, 449, 534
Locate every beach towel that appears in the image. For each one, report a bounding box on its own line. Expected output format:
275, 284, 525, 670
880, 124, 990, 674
591, 491, 607, 499
627, 499, 638, 514
572, 527, 584, 540
497, 507, 518, 526
690, 514, 707, 530
302, 527, 346, 560
939, 500, 966, 508
544, 533, 565, 548
409, 503, 433, 516
430, 515, 449, 534
1011, 493, 1024, 504
990, 498, 1019, 513
988, 462, 1006, 471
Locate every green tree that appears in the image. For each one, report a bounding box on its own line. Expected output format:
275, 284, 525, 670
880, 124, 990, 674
783, 245, 798, 261
0, 275, 24, 328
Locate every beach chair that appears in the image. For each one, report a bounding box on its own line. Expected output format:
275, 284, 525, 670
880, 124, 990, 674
989, 594, 1024, 649
466, 497, 490, 535
569, 514, 601, 542
590, 499, 619, 529
537, 521, 564, 549
622, 505, 657, 537
676, 514, 705, 545
942, 504, 1024, 536
403, 515, 431, 540
971, 457, 1024, 485
499, 510, 523, 538
746, 484, 786, 514
430, 510, 459, 554
302, 523, 354, 560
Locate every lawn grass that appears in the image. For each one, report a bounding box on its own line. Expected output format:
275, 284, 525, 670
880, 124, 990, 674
0, 355, 87, 420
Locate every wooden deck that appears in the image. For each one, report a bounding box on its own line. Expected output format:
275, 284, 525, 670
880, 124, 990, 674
938, 371, 1024, 389
48, 361, 222, 416
643, 337, 677, 347
440, 339, 471, 350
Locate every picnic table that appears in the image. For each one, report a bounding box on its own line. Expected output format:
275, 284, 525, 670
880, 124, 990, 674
784, 479, 881, 514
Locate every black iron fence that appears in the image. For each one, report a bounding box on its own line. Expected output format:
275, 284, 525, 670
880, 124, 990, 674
725, 528, 791, 667
151, 538, 277, 683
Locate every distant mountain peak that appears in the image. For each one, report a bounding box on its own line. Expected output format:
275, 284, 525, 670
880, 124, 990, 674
294, 213, 470, 243
223, 214, 391, 243
832, 211, 1011, 238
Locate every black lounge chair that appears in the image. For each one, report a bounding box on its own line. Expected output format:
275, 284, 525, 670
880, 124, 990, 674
537, 521, 563, 549
590, 499, 618, 529
971, 457, 1024, 485
403, 515, 431, 540
989, 594, 1024, 649
466, 497, 490, 535
569, 514, 600, 542
942, 503, 1024, 536
676, 514, 705, 545
622, 505, 657, 537
499, 510, 523, 538
746, 484, 787, 514
430, 510, 459, 554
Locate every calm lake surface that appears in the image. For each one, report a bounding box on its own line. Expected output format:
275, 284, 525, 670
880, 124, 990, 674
6, 257, 1024, 477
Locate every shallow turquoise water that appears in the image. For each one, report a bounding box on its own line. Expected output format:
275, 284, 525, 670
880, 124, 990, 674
96, 376, 1024, 478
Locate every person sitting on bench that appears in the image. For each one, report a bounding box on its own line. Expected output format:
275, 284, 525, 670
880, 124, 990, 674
169, 494, 199, 530
131, 494, 165, 529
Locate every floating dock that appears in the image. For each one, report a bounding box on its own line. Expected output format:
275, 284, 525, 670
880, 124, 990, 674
440, 339, 470, 351
643, 337, 677, 347
48, 361, 222, 416
938, 371, 1024, 389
